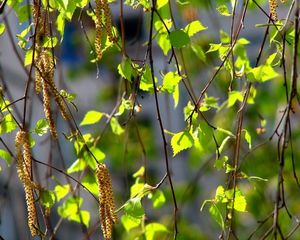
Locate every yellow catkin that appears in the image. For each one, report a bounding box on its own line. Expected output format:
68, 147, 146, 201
95, 0, 103, 60
269, 0, 278, 21
102, 0, 114, 42
39, 51, 58, 138
15, 130, 38, 237
96, 163, 117, 240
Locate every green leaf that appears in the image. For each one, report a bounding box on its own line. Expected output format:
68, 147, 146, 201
80, 110, 103, 126
82, 172, 99, 195
206, 43, 222, 53
57, 197, 89, 227
54, 184, 70, 202
40, 190, 56, 208
34, 119, 49, 136
24, 49, 33, 66
184, 20, 207, 37
118, 58, 134, 80
243, 129, 252, 149
56, 13, 66, 39
68, 210, 90, 228
140, 65, 155, 92
0, 23, 5, 36
133, 166, 145, 178
162, 72, 182, 93
145, 223, 169, 240
67, 158, 87, 174
149, 190, 166, 208
0, 114, 17, 135
156, 0, 168, 9
227, 91, 244, 107
191, 43, 206, 62
171, 131, 194, 156
169, 30, 190, 48
42, 36, 58, 48
110, 117, 124, 135
172, 84, 180, 108
234, 195, 247, 212
124, 197, 145, 218
0, 149, 12, 166
15, 5, 31, 24
121, 215, 141, 232
209, 204, 225, 229
157, 33, 171, 55
58, 196, 82, 217
247, 65, 279, 82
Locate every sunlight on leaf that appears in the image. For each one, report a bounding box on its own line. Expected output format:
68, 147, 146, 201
80, 111, 103, 126
171, 131, 194, 156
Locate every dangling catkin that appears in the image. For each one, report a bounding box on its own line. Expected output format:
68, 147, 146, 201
102, 0, 114, 42
15, 130, 38, 237
96, 163, 117, 240
39, 51, 58, 138
269, 0, 278, 21
95, 0, 103, 60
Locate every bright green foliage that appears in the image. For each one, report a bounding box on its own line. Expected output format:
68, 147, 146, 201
148, 190, 166, 208
145, 223, 169, 240
82, 172, 99, 195
161, 71, 182, 93
80, 110, 103, 126
57, 196, 90, 228
40, 190, 56, 208
0, 149, 12, 166
0, 24, 5, 36
171, 131, 194, 156
121, 214, 141, 232
23, 49, 33, 66
110, 117, 125, 135
0, 114, 17, 135
54, 184, 70, 202
34, 119, 49, 136
184, 20, 207, 37
169, 30, 190, 48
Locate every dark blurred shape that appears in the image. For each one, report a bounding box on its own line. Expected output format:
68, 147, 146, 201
115, 14, 144, 43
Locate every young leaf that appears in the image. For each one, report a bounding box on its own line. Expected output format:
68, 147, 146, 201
40, 190, 56, 208
54, 184, 70, 202
162, 71, 182, 93
121, 215, 141, 232
34, 119, 49, 136
171, 131, 194, 156
184, 20, 207, 37
118, 58, 134, 81
169, 30, 190, 48
80, 110, 103, 126
68, 210, 90, 228
0, 149, 12, 166
209, 204, 225, 229
156, 0, 168, 9
145, 223, 169, 240
82, 172, 99, 195
124, 197, 145, 218
110, 117, 124, 135
0, 114, 17, 135
243, 129, 252, 149
67, 158, 87, 174
149, 190, 166, 209
0, 23, 5, 36
157, 33, 171, 55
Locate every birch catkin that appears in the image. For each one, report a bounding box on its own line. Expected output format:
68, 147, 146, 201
15, 130, 38, 237
269, 0, 278, 21
96, 163, 117, 240
95, 0, 103, 60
